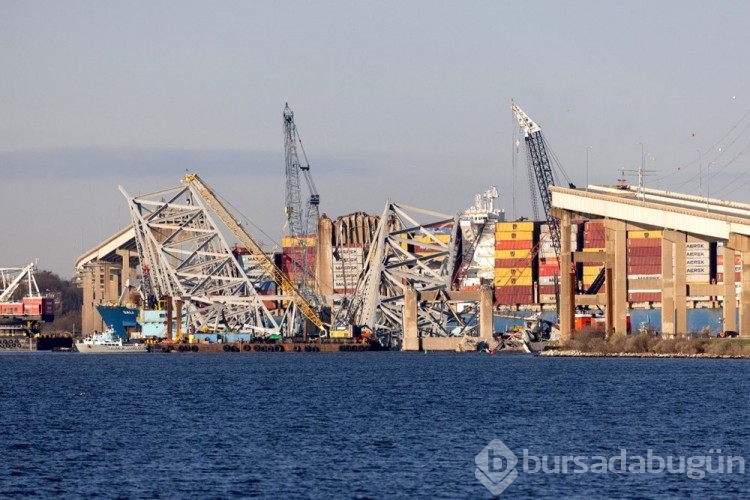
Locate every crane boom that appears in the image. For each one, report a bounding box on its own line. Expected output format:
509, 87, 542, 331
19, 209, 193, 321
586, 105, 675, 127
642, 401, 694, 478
283, 103, 320, 239
511, 101, 561, 262
511, 101, 605, 296
182, 173, 326, 331
283, 103, 321, 297
0, 263, 40, 302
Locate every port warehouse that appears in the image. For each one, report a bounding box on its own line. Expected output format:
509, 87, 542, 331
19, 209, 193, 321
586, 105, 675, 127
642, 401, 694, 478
76, 213, 739, 336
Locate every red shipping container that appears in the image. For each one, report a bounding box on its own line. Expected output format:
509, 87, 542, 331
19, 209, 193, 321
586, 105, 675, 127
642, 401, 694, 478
627, 265, 662, 275
495, 258, 534, 268
626, 246, 662, 257
538, 264, 562, 276
627, 238, 662, 247
628, 292, 661, 302
538, 284, 558, 295
494, 286, 535, 305
627, 255, 662, 266
495, 240, 535, 250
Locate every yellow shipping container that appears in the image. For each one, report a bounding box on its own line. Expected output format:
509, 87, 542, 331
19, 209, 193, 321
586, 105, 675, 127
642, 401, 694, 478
495, 230, 535, 241
583, 266, 604, 277
415, 233, 451, 244
627, 230, 663, 239
495, 249, 533, 259
495, 267, 533, 279
282, 235, 317, 248
329, 330, 350, 338
494, 274, 533, 286
496, 221, 536, 232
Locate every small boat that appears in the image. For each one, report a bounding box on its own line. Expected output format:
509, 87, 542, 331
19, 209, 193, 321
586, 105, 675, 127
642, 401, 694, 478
74, 329, 147, 354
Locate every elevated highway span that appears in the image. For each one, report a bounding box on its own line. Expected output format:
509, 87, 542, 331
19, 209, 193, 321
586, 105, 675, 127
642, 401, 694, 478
551, 184, 750, 340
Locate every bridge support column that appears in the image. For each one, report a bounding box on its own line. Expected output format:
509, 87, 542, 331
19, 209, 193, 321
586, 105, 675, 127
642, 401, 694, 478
661, 232, 676, 337
316, 216, 334, 305
402, 286, 420, 351
721, 246, 737, 333
673, 233, 688, 336
604, 220, 627, 336
559, 210, 574, 341
728, 233, 750, 337
480, 285, 494, 342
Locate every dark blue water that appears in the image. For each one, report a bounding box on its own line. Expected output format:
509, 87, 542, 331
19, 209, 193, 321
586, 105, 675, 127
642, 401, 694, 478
1, 352, 748, 499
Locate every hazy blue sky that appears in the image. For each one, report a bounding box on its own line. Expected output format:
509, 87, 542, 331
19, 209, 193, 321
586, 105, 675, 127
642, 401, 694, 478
2, 1, 750, 278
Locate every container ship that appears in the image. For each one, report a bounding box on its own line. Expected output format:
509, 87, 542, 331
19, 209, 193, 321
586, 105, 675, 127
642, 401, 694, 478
95, 303, 139, 339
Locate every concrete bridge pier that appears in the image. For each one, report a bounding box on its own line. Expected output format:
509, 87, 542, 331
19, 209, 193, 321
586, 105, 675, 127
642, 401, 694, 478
729, 233, 750, 337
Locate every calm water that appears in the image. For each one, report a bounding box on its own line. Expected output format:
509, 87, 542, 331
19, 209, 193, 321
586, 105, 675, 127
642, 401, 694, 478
0, 352, 748, 499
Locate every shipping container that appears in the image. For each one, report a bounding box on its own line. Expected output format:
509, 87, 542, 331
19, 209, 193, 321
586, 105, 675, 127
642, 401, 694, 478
495, 249, 533, 259
626, 246, 662, 257
496, 221, 536, 232
494, 286, 535, 305
282, 235, 317, 248
495, 258, 534, 268
495, 230, 535, 241
538, 284, 558, 295
628, 230, 663, 239
628, 292, 661, 302
494, 267, 533, 278
493, 274, 533, 287
495, 239, 535, 250
539, 294, 558, 304
627, 238, 662, 247
627, 255, 662, 266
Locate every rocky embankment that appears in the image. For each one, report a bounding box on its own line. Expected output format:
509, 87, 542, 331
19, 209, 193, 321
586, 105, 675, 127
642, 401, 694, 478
539, 333, 750, 359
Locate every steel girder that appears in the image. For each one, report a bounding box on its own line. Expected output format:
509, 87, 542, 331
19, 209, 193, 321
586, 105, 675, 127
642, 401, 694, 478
338, 201, 475, 348
119, 183, 297, 337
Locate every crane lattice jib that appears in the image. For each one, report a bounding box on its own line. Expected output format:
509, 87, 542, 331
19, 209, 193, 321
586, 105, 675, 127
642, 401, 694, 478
283, 103, 305, 239
511, 102, 561, 263
182, 173, 325, 331
0, 263, 39, 302
525, 131, 561, 261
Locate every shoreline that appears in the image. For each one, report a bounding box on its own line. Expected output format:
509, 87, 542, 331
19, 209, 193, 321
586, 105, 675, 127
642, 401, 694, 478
539, 349, 750, 359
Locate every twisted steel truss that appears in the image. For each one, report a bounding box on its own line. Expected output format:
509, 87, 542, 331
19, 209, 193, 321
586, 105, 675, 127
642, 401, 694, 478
119, 182, 301, 337
336, 201, 476, 348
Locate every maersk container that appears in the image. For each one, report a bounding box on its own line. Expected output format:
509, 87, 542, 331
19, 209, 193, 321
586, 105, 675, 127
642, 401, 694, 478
538, 276, 558, 285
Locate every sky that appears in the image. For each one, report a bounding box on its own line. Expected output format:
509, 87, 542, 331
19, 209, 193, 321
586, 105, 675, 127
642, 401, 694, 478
2, 0, 750, 278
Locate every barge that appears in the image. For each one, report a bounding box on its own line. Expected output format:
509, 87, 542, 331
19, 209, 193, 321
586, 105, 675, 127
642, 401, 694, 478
150, 338, 386, 353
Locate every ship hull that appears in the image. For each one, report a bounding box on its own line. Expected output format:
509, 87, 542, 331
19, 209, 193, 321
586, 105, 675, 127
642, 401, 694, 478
75, 342, 148, 354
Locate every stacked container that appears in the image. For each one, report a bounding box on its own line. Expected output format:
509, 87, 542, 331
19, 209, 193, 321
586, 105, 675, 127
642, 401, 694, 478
581, 221, 606, 292
627, 230, 661, 303
716, 241, 741, 302
537, 222, 581, 305
332, 245, 364, 295
494, 221, 537, 305
281, 235, 317, 288
684, 240, 713, 301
